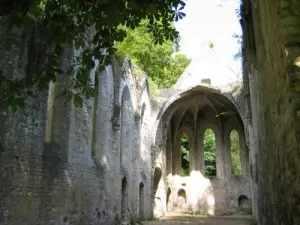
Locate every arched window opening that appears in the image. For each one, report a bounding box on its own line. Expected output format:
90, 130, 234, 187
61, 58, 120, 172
121, 177, 128, 222
180, 133, 190, 176
238, 195, 251, 214
204, 129, 216, 177
120, 87, 132, 166
45, 81, 56, 142
139, 182, 144, 220
140, 102, 149, 162
177, 189, 186, 206
91, 72, 99, 157
230, 130, 242, 176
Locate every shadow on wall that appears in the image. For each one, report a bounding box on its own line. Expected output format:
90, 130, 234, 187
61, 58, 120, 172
0, 51, 156, 224
166, 188, 172, 212
153, 167, 163, 217
177, 189, 187, 207
139, 182, 145, 220
121, 176, 128, 222
238, 195, 251, 214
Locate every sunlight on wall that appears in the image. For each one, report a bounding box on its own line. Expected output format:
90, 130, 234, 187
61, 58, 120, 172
207, 194, 215, 215
65, 169, 73, 186
166, 170, 215, 215
45, 81, 56, 142
101, 156, 107, 164
153, 167, 166, 217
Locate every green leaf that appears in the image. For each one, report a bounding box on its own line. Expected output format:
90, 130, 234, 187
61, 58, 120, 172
208, 41, 215, 49
1, 0, 187, 110
76, 67, 89, 85
15, 98, 25, 108
3, 35, 19, 49
29, 5, 44, 20
11, 104, 18, 113
38, 80, 49, 91
53, 68, 64, 75
23, 13, 36, 30
178, 12, 186, 19
74, 94, 83, 108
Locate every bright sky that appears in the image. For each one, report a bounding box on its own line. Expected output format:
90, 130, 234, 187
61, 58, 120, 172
175, 0, 242, 78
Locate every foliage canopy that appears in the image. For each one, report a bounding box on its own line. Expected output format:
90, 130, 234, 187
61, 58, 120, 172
0, 0, 186, 110
115, 20, 190, 88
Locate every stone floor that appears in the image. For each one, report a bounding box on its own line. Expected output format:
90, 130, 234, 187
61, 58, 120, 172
141, 213, 254, 225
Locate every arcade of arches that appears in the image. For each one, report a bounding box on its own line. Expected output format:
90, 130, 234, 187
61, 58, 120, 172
153, 86, 251, 217
0, 0, 300, 225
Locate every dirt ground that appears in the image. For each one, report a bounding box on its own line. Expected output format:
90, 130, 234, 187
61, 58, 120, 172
142, 213, 254, 225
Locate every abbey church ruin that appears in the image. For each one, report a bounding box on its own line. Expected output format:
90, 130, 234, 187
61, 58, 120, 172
0, 0, 300, 224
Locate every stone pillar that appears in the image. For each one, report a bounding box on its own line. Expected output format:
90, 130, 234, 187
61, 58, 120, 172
223, 130, 232, 179
239, 132, 250, 178
189, 133, 196, 173
197, 122, 224, 179
197, 129, 205, 176
92, 66, 111, 163
216, 131, 225, 180
173, 135, 181, 175
51, 47, 74, 152
166, 133, 173, 175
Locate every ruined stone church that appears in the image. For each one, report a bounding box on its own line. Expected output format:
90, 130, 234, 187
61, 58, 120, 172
0, 0, 300, 225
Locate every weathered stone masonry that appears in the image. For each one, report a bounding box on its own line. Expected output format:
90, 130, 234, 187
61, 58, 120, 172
1, 0, 300, 224
0, 39, 251, 224
0, 41, 153, 224
242, 0, 300, 224
151, 84, 251, 217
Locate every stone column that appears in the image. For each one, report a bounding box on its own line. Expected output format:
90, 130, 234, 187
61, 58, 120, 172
166, 134, 173, 175
222, 130, 232, 180
197, 128, 205, 176
216, 131, 226, 180
189, 134, 196, 173
239, 132, 250, 178
52, 47, 74, 152
173, 135, 181, 175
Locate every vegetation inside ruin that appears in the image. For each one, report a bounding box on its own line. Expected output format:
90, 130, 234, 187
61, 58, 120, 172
180, 128, 241, 177
0, 0, 187, 110
203, 129, 217, 177
230, 130, 242, 176
180, 133, 190, 176
115, 20, 191, 89
180, 129, 218, 177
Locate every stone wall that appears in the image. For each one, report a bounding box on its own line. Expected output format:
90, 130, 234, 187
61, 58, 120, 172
2, 1, 300, 224
242, 0, 300, 224
166, 174, 251, 216
151, 84, 252, 217
0, 39, 153, 224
